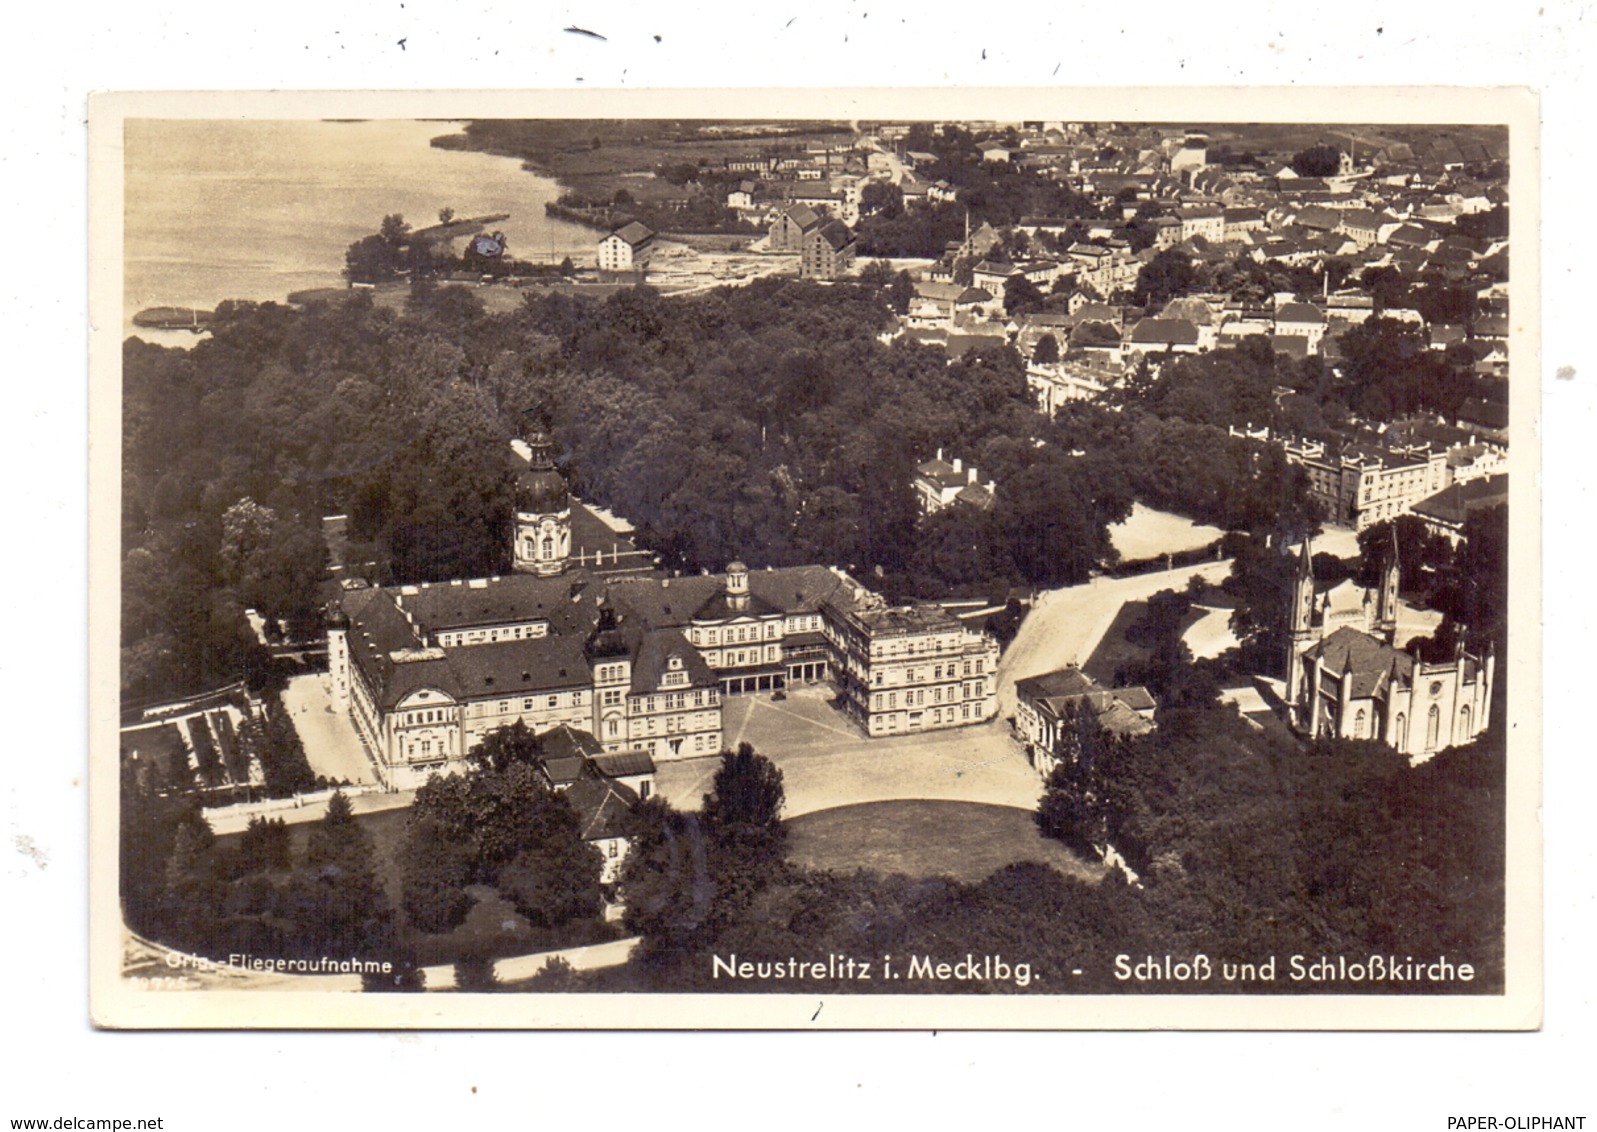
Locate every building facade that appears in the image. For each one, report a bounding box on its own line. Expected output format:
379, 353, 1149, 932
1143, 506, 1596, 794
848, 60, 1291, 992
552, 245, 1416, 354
597, 221, 656, 274
830, 601, 1001, 737
800, 219, 857, 279
1282, 437, 1450, 530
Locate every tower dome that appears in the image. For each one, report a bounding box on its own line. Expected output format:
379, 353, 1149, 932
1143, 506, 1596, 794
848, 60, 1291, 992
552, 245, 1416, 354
515, 428, 570, 514
512, 421, 572, 576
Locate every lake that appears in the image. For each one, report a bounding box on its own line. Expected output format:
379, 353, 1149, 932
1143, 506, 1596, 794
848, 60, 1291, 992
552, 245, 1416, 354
122, 119, 595, 343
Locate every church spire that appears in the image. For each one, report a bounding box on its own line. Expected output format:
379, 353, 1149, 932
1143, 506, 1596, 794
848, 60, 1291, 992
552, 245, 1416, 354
1377, 525, 1401, 645
1285, 538, 1317, 729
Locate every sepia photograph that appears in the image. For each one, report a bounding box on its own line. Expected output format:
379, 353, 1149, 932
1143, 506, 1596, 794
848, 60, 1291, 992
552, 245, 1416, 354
89, 89, 1540, 1030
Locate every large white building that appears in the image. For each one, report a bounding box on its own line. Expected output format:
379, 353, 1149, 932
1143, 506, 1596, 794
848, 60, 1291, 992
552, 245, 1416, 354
830, 601, 1001, 737
597, 221, 656, 274
327, 427, 1004, 785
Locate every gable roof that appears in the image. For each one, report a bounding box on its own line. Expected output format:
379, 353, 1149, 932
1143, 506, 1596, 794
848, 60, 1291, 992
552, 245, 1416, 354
1128, 317, 1200, 345
608, 221, 655, 247
1412, 474, 1509, 528
1303, 626, 1414, 699
807, 219, 855, 251
565, 775, 641, 842
779, 203, 822, 231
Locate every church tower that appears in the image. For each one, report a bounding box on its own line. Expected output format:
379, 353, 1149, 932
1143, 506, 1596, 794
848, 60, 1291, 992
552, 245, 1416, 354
512, 422, 571, 576
1285, 540, 1316, 724
1376, 525, 1401, 645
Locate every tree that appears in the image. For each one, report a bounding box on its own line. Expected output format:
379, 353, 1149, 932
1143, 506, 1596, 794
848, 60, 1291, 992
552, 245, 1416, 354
288, 791, 396, 960
1133, 248, 1198, 307
438, 207, 455, 225
889, 269, 914, 316
238, 815, 292, 874
859, 180, 904, 220
380, 213, 411, 245
1034, 704, 1116, 857
1291, 144, 1342, 177
495, 832, 603, 928
471, 719, 542, 773
526, 954, 577, 990
620, 798, 722, 953
304, 790, 371, 868
702, 743, 787, 863
398, 815, 473, 934
1032, 332, 1059, 366
1003, 273, 1045, 318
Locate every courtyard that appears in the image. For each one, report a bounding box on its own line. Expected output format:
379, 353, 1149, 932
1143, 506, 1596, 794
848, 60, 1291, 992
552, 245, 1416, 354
654, 684, 1044, 819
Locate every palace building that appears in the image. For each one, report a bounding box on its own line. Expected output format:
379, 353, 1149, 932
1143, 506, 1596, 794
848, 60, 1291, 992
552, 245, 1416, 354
1282, 537, 1493, 758
327, 423, 1004, 787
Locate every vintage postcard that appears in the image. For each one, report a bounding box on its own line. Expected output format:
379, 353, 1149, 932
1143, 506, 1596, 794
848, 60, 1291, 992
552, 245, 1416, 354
89, 87, 1541, 1029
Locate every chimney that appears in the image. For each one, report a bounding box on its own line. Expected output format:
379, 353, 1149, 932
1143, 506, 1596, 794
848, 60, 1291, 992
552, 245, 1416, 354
953, 458, 963, 474
968, 467, 978, 484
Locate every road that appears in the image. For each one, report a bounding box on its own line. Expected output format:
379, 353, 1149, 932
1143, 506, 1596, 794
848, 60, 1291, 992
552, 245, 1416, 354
996, 560, 1236, 716
281, 673, 379, 786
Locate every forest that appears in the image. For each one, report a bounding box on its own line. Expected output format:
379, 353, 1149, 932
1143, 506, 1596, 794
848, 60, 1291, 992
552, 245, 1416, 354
121, 273, 1334, 707
124, 237, 1509, 717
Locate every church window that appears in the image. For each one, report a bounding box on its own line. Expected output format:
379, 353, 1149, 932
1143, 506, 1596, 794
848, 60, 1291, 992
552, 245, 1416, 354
1354, 708, 1367, 738
1426, 705, 1441, 749
542, 537, 553, 558
1396, 713, 1407, 748
1459, 704, 1472, 737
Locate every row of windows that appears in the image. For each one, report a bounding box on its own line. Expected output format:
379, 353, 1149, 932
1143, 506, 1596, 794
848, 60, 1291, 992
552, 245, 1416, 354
400, 707, 452, 727
694, 622, 781, 646
633, 692, 710, 713
870, 684, 983, 710
436, 622, 548, 647
870, 659, 987, 686
867, 703, 975, 730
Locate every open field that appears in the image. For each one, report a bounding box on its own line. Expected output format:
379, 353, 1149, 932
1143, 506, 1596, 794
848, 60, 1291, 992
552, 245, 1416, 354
786, 800, 1105, 885
433, 121, 855, 202
1108, 503, 1224, 561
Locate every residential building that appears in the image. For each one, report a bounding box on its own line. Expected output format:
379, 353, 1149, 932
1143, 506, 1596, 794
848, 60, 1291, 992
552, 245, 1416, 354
1411, 474, 1509, 546
1014, 667, 1155, 778
1177, 205, 1225, 243
1123, 317, 1203, 362
913, 450, 996, 514
768, 203, 823, 252
1272, 301, 1328, 351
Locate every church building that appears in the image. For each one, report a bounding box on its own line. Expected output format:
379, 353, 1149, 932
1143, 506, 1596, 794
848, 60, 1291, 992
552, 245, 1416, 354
1282, 537, 1493, 758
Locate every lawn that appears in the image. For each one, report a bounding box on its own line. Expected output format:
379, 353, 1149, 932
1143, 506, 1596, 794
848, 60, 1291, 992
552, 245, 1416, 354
784, 800, 1104, 885
1108, 503, 1224, 561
